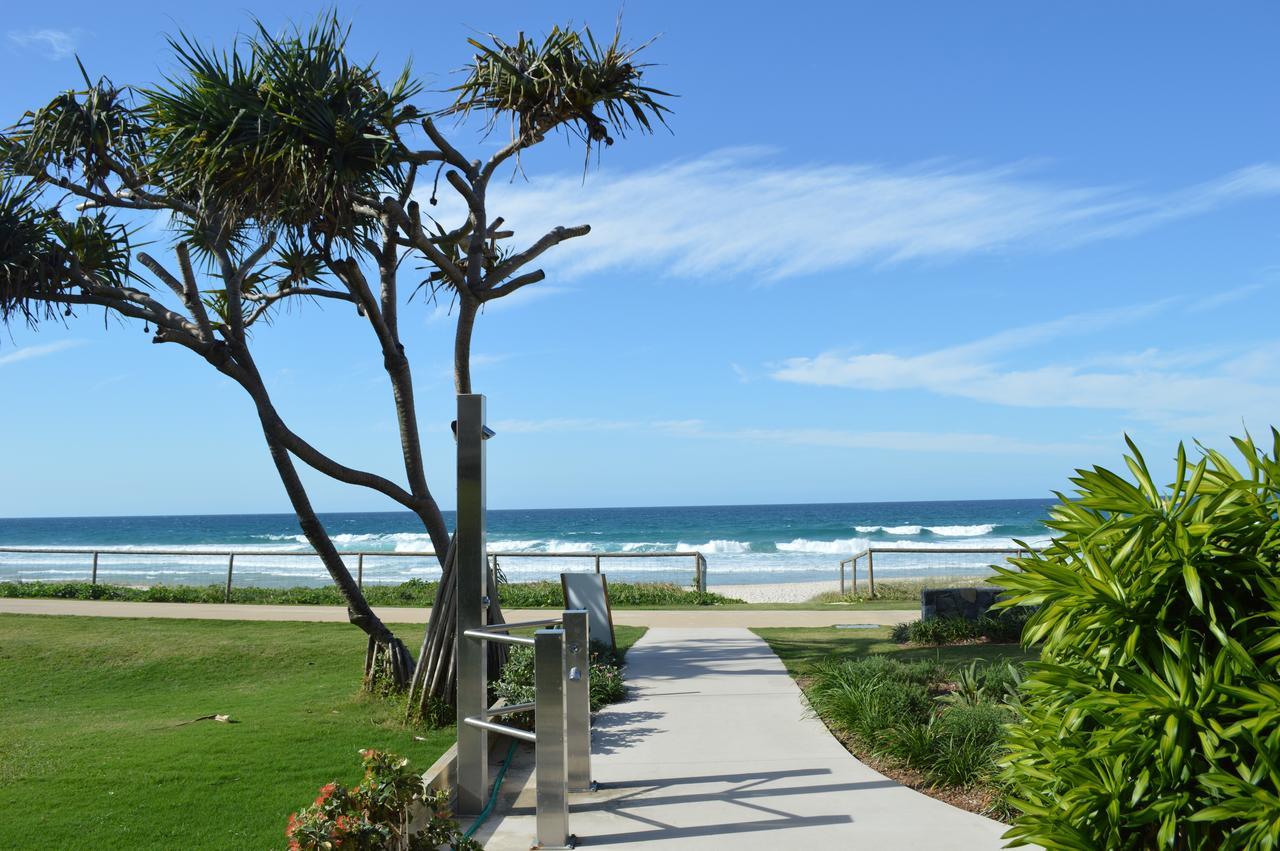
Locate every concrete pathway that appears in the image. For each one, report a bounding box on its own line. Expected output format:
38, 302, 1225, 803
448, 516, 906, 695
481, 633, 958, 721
471, 627, 1010, 850
0, 598, 914, 628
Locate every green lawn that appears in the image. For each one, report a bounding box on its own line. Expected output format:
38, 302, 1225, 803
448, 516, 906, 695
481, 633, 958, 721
754, 625, 1038, 675
0, 616, 646, 850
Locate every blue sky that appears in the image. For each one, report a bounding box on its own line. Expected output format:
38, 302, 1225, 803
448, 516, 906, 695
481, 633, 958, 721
2, 2, 1278, 517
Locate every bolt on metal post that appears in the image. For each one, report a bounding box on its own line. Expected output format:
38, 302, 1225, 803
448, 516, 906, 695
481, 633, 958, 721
535, 627, 571, 849
561, 610, 592, 792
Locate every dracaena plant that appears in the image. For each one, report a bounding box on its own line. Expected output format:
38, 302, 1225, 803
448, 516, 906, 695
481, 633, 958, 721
0, 13, 671, 708
993, 433, 1280, 850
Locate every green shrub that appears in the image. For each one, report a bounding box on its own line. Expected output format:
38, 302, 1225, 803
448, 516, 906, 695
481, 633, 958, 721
935, 702, 1011, 745
994, 434, 1280, 849
499, 580, 741, 608
806, 656, 1022, 794
925, 703, 1010, 788
493, 641, 628, 723
918, 617, 981, 645
812, 576, 998, 604
807, 658, 935, 747
0, 578, 742, 607
891, 607, 1034, 646
978, 661, 1023, 705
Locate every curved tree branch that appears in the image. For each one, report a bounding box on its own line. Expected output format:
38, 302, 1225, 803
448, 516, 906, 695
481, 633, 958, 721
485, 224, 590, 286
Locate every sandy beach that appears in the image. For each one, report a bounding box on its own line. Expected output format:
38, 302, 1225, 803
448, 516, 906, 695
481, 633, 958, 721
714, 579, 844, 603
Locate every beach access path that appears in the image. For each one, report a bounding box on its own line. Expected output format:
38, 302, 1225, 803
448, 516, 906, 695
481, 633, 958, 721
471, 626, 1012, 850
0, 598, 915, 627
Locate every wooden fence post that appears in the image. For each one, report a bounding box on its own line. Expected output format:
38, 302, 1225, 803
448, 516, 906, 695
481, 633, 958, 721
224, 554, 235, 603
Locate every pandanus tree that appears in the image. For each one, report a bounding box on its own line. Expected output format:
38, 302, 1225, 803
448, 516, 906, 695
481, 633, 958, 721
0, 16, 670, 711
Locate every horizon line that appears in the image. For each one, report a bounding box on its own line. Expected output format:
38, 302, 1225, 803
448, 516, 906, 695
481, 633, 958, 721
0, 495, 1056, 523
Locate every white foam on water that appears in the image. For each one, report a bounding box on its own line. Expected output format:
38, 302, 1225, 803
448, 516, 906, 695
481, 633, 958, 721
854, 525, 923, 535
676, 539, 752, 554
621, 541, 673, 552
925, 524, 996, 536
776, 537, 870, 554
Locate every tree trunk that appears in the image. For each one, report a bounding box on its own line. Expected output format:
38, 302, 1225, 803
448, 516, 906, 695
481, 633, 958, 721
406, 292, 511, 719
257, 427, 415, 687
453, 296, 478, 394
223, 344, 416, 691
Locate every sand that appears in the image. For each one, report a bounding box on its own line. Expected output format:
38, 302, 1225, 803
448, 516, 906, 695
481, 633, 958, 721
713, 579, 844, 603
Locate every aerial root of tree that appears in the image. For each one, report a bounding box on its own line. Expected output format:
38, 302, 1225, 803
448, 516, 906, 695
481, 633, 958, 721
364, 633, 415, 691
406, 545, 508, 720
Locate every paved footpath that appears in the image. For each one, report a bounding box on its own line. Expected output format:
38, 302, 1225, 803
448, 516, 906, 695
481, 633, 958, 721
472, 627, 1011, 850
0, 598, 914, 628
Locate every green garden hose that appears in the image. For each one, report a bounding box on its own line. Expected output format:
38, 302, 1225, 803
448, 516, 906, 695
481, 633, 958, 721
459, 739, 520, 845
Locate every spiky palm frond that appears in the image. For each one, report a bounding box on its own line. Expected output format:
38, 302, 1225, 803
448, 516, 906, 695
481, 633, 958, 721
0, 180, 63, 324
1, 62, 146, 189
270, 236, 327, 288
0, 177, 136, 325
442, 23, 672, 152
146, 13, 420, 237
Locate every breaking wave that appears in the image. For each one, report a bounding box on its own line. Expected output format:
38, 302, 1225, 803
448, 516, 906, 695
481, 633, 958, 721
925, 524, 996, 536
776, 537, 869, 554
675, 539, 753, 554
854, 525, 923, 535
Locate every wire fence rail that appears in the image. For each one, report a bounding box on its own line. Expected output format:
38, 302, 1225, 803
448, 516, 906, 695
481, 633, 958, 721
0, 546, 708, 600
837, 546, 1043, 598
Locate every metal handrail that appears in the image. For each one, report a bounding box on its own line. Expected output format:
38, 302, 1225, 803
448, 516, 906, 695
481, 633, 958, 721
469, 618, 563, 632
462, 610, 591, 847
836, 546, 1043, 598
0, 546, 709, 594
463, 629, 534, 647
462, 716, 537, 743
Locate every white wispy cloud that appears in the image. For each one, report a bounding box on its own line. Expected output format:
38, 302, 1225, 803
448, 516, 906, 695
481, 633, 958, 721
728, 427, 1092, 455
0, 339, 86, 369
771, 296, 1280, 432
490, 416, 1089, 454
493, 417, 640, 434
447, 149, 1280, 282
7, 28, 78, 60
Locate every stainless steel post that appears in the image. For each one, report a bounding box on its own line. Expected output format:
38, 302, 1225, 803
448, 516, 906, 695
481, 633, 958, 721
224, 554, 235, 602
456, 394, 489, 814
840, 560, 846, 596
562, 610, 592, 792
357, 553, 364, 589
535, 627, 570, 848
91, 551, 98, 585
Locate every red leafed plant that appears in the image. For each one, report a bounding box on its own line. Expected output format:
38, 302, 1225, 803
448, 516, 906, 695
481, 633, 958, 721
286, 749, 480, 850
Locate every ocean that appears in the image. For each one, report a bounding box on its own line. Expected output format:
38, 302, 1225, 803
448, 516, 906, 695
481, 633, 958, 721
0, 499, 1054, 589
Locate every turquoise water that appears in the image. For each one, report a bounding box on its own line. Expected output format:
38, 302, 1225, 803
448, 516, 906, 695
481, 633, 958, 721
0, 499, 1054, 587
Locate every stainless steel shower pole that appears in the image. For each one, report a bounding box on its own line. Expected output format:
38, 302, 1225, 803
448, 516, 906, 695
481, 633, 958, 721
456, 394, 489, 814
